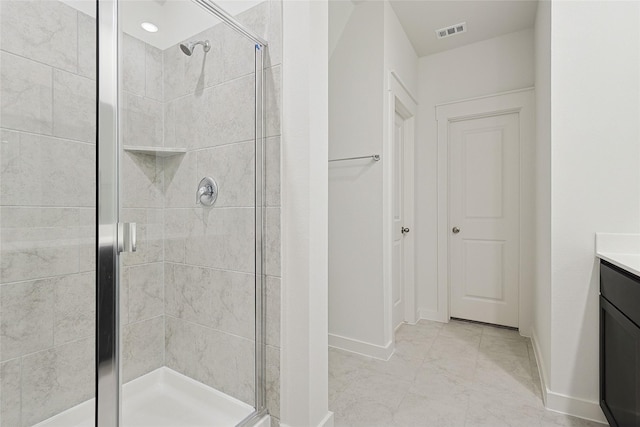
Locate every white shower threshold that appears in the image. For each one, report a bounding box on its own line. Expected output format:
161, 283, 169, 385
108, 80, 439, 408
34, 367, 268, 427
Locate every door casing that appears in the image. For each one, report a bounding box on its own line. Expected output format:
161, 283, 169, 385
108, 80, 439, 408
435, 88, 535, 335
384, 71, 417, 349
392, 112, 406, 330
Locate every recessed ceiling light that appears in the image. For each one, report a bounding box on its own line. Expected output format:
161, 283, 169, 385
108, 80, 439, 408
141, 22, 158, 33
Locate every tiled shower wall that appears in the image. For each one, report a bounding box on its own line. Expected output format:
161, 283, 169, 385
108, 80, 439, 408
0, 2, 167, 424
0, 2, 97, 426
119, 31, 166, 384
119, 0, 283, 416
160, 1, 282, 420
0, 0, 281, 426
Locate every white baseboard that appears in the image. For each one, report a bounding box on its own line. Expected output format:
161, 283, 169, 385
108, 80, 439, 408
280, 411, 334, 427
545, 391, 607, 424
328, 333, 394, 360
418, 308, 446, 323
518, 322, 532, 339
530, 328, 550, 407
402, 318, 419, 326
530, 329, 607, 424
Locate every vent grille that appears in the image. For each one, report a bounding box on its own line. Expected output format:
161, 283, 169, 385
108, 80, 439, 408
436, 22, 467, 39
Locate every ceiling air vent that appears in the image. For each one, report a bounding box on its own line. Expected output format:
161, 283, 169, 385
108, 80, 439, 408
436, 22, 467, 39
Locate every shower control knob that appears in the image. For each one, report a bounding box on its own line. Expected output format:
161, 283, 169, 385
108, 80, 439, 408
196, 177, 218, 206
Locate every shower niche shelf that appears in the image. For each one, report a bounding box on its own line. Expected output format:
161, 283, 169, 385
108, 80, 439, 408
123, 146, 187, 157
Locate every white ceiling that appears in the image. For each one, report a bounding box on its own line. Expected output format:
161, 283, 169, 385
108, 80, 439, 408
61, 0, 262, 49
389, 0, 538, 57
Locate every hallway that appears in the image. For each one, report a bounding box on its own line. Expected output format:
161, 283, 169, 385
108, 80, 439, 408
329, 320, 604, 427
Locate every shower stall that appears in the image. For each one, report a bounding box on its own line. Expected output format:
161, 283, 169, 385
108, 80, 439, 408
0, 0, 281, 425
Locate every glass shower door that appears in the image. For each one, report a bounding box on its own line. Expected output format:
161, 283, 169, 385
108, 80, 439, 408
0, 0, 273, 425
97, 0, 269, 425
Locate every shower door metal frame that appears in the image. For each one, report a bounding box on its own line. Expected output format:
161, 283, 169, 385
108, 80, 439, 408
96, 0, 269, 425
238, 41, 268, 427
96, 0, 121, 425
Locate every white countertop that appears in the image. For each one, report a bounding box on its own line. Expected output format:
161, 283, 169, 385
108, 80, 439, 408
596, 233, 640, 277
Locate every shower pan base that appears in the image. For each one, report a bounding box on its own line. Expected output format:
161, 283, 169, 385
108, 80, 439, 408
34, 367, 259, 427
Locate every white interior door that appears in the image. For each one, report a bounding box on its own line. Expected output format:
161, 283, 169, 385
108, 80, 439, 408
449, 113, 520, 327
392, 112, 406, 329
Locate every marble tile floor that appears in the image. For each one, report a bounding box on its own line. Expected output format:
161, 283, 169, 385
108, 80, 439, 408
329, 319, 607, 427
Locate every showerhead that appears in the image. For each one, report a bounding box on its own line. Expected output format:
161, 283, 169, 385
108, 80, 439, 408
179, 40, 211, 56
179, 43, 193, 56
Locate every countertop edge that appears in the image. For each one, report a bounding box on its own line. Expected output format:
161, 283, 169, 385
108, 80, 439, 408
597, 252, 640, 278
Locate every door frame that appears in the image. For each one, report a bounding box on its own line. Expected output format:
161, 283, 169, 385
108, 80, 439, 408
435, 88, 535, 334
384, 71, 418, 338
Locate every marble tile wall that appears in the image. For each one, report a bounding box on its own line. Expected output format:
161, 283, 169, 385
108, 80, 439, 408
0, 1, 98, 425
119, 29, 166, 387
0, 1, 165, 424
161, 1, 282, 422
0, 0, 282, 424
262, 15, 283, 418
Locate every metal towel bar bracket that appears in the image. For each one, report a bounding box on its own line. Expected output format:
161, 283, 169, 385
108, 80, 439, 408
328, 154, 381, 163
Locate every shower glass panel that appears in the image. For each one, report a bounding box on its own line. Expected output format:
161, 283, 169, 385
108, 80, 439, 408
117, 1, 267, 426
0, 1, 97, 426
1, 0, 273, 425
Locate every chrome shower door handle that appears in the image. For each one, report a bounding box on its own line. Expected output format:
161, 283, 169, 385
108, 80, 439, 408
130, 222, 137, 252
117, 222, 137, 253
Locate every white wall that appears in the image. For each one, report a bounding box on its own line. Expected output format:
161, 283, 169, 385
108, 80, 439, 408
328, 0, 355, 59
538, 1, 640, 420
383, 1, 418, 97
328, 0, 417, 356
416, 29, 535, 321
329, 0, 386, 349
280, 1, 332, 426
533, 0, 551, 392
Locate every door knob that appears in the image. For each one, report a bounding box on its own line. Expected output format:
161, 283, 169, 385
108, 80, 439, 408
452, 226, 460, 234
401, 227, 410, 234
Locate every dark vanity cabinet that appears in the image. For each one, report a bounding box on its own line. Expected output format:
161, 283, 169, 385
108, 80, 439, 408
600, 260, 640, 427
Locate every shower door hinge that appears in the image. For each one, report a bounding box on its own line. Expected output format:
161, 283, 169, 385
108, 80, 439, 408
117, 222, 137, 253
